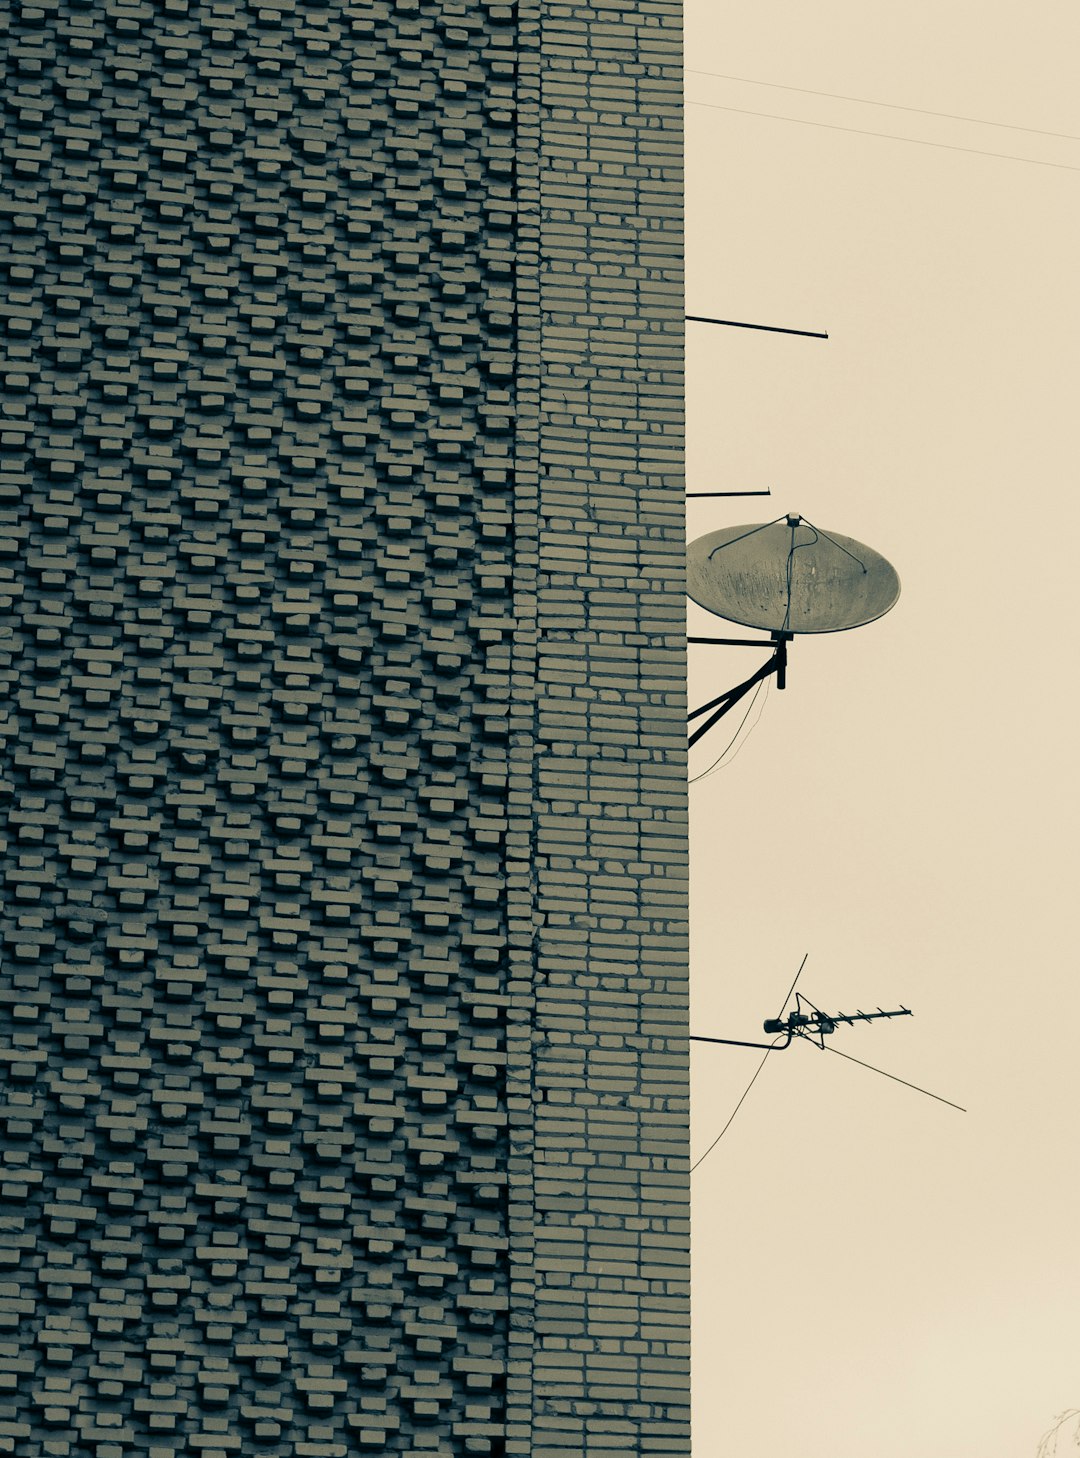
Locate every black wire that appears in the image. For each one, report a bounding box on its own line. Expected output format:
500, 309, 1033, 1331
709, 675, 770, 776
782, 522, 820, 631
690, 954, 808, 1173
688, 676, 765, 784
690, 1041, 779, 1173
685, 99, 1080, 173
811, 1041, 967, 1113
685, 68, 1080, 144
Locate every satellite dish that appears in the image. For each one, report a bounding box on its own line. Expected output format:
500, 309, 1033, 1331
688, 517, 901, 635
687, 516, 901, 749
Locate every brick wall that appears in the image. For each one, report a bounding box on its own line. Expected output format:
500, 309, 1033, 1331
511, 3, 690, 1455
0, 1, 687, 1455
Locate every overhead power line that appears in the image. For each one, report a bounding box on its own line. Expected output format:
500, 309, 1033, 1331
686, 99, 1080, 174
686, 69, 1080, 143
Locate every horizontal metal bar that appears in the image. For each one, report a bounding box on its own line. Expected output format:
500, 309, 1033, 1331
686, 314, 829, 340
688, 636, 775, 647
687, 490, 773, 498
690, 1033, 792, 1051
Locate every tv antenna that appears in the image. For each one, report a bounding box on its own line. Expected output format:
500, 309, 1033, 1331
690, 955, 965, 1171
687, 514, 900, 748
691, 991, 913, 1052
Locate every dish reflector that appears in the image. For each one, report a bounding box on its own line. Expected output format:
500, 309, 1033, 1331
687, 519, 900, 635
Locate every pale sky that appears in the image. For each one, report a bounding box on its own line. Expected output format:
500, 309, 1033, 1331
684, 5, 1080, 1455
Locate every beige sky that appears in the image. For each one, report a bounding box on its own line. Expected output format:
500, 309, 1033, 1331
684, 4, 1080, 1455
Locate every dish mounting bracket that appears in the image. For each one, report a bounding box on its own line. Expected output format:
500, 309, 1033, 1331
687, 632, 791, 749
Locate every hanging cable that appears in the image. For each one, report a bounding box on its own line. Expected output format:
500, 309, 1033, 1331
690, 1041, 779, 1172
782, 521, 821, 631
707, 675, 770, 778
690, 955, 809, 1171
689, 675, 768, 784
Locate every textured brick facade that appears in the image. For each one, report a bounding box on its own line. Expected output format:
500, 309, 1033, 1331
0, 2, 686, 1456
